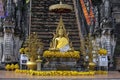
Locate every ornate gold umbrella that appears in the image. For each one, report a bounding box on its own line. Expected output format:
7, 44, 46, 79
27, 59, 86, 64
49, 0, 73, 13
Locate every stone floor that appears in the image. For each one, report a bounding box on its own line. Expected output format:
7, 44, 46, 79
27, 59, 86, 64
0, 71, 120, 80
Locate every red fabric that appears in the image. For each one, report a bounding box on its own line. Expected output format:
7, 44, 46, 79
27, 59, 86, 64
0, 0, 4, 17
89, 0, 95, 19
80, 0, 95, 25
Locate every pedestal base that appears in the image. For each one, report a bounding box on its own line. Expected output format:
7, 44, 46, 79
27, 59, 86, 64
43, 58, 77, 70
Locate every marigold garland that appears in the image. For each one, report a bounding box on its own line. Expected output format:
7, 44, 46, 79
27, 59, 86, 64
43, 50, 80, 59
5, 64, 19, 71
19, 48, 24, 54
15, 69, 95, 76
98, 49, 107, 55
15, 69, 108, 76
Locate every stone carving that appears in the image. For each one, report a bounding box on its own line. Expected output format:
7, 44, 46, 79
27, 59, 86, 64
104, 0, 111, 19
0, 0, 23, 63
1, 18, 15, 63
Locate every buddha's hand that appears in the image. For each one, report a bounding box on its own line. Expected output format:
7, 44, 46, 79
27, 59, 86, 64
52, 33, 56, 37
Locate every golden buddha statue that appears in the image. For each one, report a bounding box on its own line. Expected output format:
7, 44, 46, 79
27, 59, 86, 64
49, 16, 73, 52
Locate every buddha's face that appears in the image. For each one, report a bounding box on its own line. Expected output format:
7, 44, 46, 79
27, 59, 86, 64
58, 29, 64, 37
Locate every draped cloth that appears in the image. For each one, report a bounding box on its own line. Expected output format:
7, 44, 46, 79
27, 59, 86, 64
59, 44, 70, 52
56, 37, 70, 52
80, 0, 94, 25
0, 0, 4, 17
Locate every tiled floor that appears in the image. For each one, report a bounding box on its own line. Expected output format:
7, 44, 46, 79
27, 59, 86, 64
0, 71, 120, 80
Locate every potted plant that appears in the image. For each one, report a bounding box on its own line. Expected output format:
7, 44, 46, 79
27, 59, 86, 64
20, 32, 43, 70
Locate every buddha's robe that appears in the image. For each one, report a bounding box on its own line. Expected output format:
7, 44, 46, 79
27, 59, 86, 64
56, 37, 70, 52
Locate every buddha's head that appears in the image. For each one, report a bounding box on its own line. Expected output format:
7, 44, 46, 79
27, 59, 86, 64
58, 28, 64, 37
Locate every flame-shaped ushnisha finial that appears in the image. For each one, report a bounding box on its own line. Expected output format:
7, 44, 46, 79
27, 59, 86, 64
56, 16, 66, 35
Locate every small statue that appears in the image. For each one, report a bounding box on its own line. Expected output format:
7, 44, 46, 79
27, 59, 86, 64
49, 16, 73, 52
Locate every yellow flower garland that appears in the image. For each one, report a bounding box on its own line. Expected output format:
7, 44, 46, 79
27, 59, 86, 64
19, 48, 24, 54
43, 50, 80, 59
15, 69, 108, 76
5, 64, 19, 71
98, 49, 107, 55
15, 69, 96, 76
